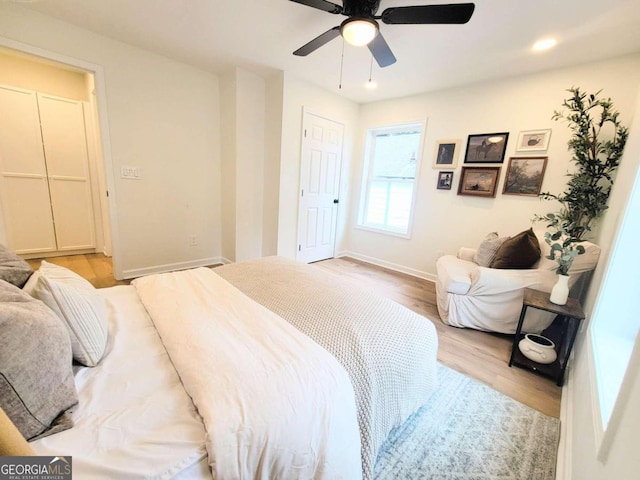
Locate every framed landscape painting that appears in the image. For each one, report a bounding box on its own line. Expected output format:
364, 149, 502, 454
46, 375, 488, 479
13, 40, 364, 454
433, 140, 460, 168
457, 166, 501, 197
502, 156, 548, 196
464, 132, 509, 163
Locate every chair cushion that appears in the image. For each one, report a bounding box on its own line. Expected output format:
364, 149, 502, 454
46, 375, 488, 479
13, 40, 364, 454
473, 232, 507, 267
0, 280, 77, 440
490, 228, 541, 269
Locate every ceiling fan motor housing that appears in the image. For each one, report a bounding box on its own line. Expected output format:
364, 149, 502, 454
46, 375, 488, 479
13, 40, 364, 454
341, 0, 382, 17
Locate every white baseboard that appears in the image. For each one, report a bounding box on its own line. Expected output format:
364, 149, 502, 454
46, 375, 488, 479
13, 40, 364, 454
122, 257, 223, 279
335, 250, 436, 282
556, 359, 574, 480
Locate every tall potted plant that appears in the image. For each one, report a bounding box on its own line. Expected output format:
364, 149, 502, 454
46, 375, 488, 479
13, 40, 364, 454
535, 87, 628, 304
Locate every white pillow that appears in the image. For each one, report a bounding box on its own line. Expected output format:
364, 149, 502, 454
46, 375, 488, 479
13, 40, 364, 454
23, 260, 108, 367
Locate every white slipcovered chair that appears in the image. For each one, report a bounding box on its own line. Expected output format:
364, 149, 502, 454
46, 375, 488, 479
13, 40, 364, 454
435, 230, 601, 333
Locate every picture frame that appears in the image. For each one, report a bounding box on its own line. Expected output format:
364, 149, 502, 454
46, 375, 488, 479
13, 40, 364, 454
433, 140, 460, 168
516, 129, 551, 152
464, 132, 509, 164
457, 166, 501, 197
502, 156, 548, 196
436, 171, 454, 190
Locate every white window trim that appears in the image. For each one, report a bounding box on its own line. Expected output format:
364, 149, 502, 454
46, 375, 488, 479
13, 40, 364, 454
587, 152, 640, 462
357, 120, 426, 238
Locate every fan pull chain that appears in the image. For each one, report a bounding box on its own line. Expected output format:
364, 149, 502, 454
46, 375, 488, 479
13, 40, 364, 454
368, 53, 373, 83
339, 38, 345, 89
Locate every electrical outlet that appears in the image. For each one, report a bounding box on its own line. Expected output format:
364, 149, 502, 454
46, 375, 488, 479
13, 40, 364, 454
189, 235, 198, 246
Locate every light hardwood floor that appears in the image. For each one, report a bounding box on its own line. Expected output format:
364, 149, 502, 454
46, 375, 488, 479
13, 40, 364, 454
28, 253, 561, 417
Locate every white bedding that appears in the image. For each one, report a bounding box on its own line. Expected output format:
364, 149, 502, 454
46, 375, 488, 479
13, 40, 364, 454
31, 285, 212, 480
132, 267, 362, 480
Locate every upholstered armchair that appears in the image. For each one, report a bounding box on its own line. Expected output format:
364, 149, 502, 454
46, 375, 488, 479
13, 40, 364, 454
435, 229, 601, 334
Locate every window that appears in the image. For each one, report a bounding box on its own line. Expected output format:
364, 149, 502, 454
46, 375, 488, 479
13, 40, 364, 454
589, 159, 640, 460
358, 122, 424, 236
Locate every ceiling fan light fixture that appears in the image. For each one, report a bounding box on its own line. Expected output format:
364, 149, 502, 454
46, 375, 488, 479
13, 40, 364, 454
340, 18, 378, 47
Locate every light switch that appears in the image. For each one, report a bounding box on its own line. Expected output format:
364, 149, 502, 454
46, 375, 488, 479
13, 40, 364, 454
121, 166, 141, 179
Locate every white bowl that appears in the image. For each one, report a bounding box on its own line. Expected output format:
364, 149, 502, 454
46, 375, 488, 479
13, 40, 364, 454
518, 334, 557, 364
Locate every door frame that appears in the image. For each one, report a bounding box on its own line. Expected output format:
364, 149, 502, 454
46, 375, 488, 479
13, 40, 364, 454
0, 36, 121, 278
296, 108, 345, 263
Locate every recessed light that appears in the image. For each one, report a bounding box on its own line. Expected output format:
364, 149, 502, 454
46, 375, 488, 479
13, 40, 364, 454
532, 38, 557, 52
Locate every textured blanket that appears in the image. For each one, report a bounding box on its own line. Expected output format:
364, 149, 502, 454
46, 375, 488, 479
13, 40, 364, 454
133, 267, 362, 480
216, 257, 439, 480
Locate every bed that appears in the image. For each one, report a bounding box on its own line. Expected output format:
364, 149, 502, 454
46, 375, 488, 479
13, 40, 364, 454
2, 255, 438, 479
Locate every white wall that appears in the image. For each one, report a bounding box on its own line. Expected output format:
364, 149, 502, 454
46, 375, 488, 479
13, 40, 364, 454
563, 88, 640, 480
347, 55, 640, 280
234, 69, 266, 261
279, 73, 360, 259
263, 72, 284, 257
0, 3, 222, 278
0, 48, 88, 101
219, 71, 237, 263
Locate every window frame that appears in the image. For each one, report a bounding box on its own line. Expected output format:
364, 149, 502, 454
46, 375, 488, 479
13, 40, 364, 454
587, 162, 640, 462
357, 121, 426, 238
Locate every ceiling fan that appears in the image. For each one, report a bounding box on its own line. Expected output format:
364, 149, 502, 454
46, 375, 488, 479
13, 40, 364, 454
291, 0, 475, 67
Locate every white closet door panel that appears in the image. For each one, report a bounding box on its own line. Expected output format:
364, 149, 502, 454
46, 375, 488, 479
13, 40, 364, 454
0, 86, 47, 175
48, 178, 96, 250
1, 176, 57, 254
38, 93, 96, 251
37, 94, 89, 178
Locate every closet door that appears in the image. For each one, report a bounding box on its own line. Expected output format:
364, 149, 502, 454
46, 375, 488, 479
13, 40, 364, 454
0, 85, 57, 254
37, 93, 96, 251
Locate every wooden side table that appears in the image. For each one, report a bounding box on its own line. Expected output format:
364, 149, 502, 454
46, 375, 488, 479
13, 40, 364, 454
509, 287, 585, 386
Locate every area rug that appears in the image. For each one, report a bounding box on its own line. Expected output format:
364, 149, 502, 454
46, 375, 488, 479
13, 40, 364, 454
374, 364, 560, 480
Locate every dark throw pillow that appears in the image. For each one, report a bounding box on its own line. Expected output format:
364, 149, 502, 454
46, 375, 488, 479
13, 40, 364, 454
0, 244, 33, 288
0, 280, 78, 440
490, 228, 541, 269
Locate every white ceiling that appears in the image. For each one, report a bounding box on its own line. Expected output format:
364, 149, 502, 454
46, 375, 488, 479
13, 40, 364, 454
17, 0, 640, 103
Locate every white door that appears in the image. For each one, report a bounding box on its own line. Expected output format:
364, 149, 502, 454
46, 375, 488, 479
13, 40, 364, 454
37, 93, 96, 251
0, 85, 57, 254
297, 112, 344, 263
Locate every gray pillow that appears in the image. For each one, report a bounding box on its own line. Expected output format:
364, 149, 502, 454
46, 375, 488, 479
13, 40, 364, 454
0, 280, 78, 440
473, 232, 507, 267
0, 244, 33, 288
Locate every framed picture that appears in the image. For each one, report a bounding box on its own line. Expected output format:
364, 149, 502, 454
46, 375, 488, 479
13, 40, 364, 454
464, 132, 509, 163
457, 166, 501, 197
516, 129, 551, 152
502, 156, 548, 196
436, 171, 454, 190
433, 140, 460, 168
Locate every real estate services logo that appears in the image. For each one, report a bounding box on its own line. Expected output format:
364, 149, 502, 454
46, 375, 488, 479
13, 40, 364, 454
0, 456, 72, 480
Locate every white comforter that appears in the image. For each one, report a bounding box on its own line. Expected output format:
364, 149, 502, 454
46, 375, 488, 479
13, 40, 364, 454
133, 268, 362, 480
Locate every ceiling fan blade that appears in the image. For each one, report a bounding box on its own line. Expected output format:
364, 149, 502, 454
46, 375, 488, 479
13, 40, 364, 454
381, 3, 475, 25
289, 0, 343, 15
293, 26, 341, 56
368, 32, 397, 68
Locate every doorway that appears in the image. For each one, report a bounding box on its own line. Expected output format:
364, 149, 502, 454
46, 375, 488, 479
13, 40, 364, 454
0, 43, 115, 268
296, 111, 344, 263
